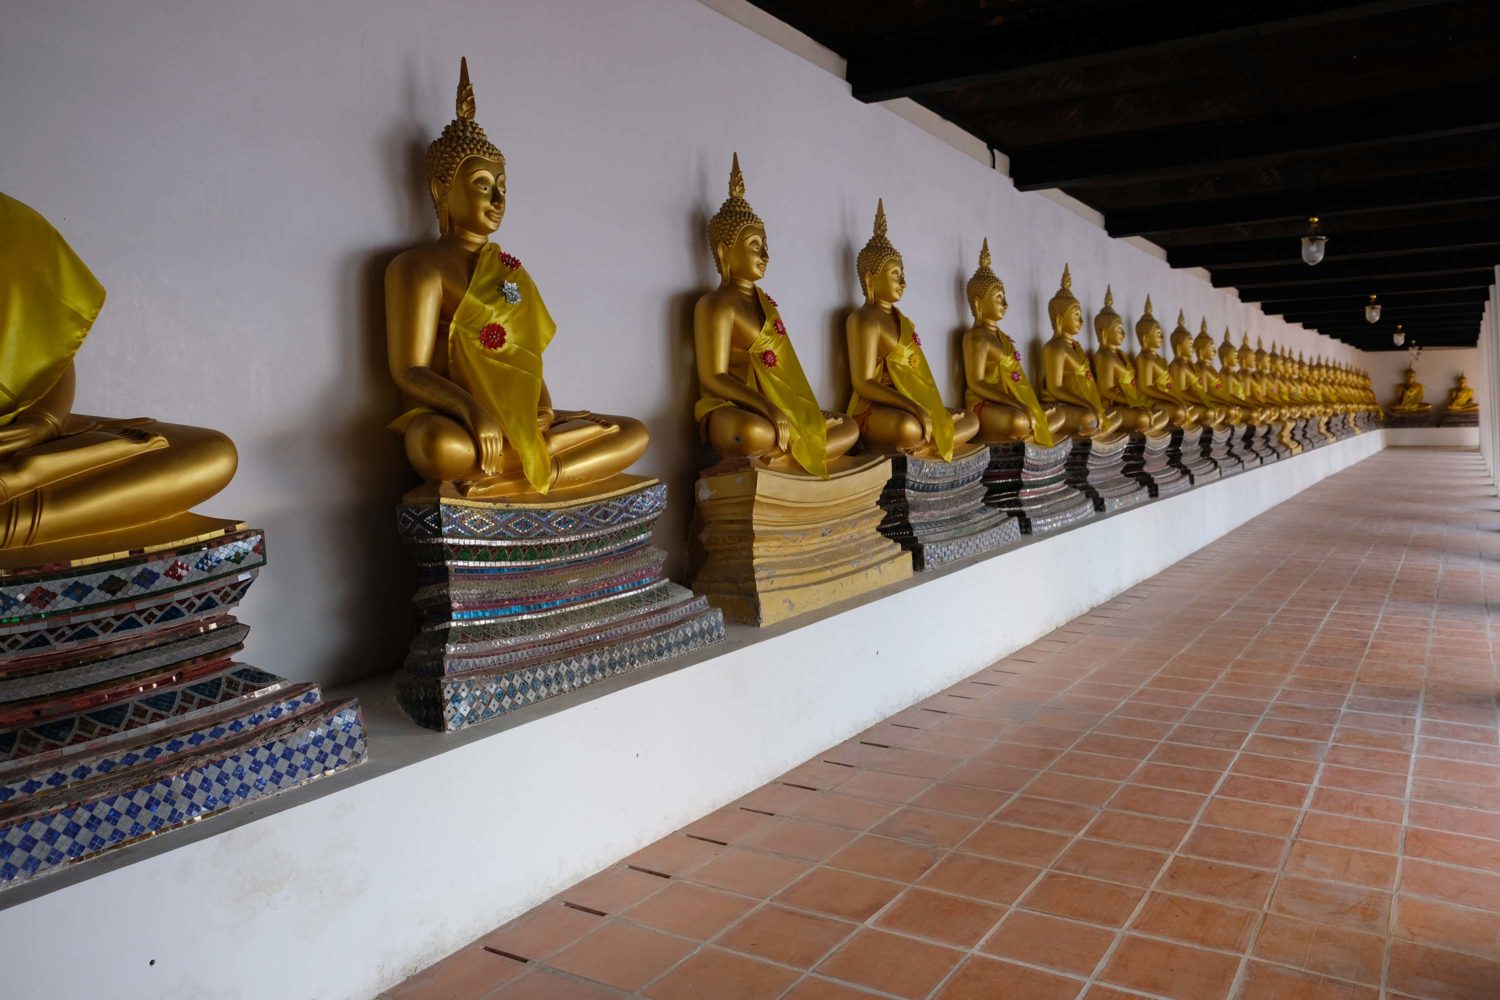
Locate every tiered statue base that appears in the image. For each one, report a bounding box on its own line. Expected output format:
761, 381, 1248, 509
1202, 426, 1244, 476
1236, 424, 1269, 467
981, 440, 1096, 535
1441, 409, 1479, 427
1171, 429, 1220, 484
1356, 411, 1382, 431
1260, 423, 1292, 460
395, 477, 725, 732
1068, 435, 1150, 514
0, 515, 366, 889
1124, 432, 1192, 498
877, 448, 1019, 571
692, 458, 911, 627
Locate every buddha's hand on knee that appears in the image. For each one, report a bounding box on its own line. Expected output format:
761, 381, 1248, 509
0, 417, 59, 460
467, 407, 505, 476
770, 408, 791, 452
918, 412, 934, 442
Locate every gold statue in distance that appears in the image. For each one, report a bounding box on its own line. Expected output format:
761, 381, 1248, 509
961, 240, 1061, 446
1133, 297, 1203, 430
1037, 265, 1121, 439
1168, 311, 1224, 428
0, 192, 237, 554
1390, 366, 1430, 416
1447, 373, 1479, 414
693, 155, 856, 477
845, 201, 979, 460
1090, 286, 1167, 435
385, 59, 646, 497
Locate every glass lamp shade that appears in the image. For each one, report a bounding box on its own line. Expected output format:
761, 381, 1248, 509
1301, 235, 1328, 266
1393, 325, 1406, 347
1365, 297, 1381, 324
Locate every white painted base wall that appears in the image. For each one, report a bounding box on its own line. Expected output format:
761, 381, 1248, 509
1384, 427, 1479, 447
0, 431, 1387, 1000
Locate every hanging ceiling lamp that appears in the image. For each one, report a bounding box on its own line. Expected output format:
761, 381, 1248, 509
1300, 216, 1327, 266
1392, 323, 1406, 347
1365, 294, 1381, 324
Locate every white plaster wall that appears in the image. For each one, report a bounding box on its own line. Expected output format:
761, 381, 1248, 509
1365, 346, 1479, 421
0, 0, 1368, 688
1479, 274, 1498, 487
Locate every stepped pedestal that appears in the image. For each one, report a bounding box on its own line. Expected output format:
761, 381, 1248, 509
1124, 432, 1192, 498
692, 458, 911, 627
981, 440, 1096, 536
877, 448, 1019, 571
1236, 424, 1268, 467
1171, 428, 1220, 485
0, 516, 366, 889
1203, 426, 1244, 476
395, 477, 725, 732
1441, 409, 1479, 427
1067, 435, 1150, 514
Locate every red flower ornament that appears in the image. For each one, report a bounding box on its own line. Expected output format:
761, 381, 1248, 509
760, 349, 779, 369
773, 318, 787, 337
497, 250, 522, 270
480, 323, 508, 350
1010, 371, 1021, 383
765, 293, 778, 308
1012, 350, 1022, 363
912, 331, 923, 347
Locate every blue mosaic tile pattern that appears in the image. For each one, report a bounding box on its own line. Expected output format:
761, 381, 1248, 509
397, 484, 667, 541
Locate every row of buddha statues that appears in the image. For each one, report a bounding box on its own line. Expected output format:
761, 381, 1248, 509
1388, 366, 1480, 424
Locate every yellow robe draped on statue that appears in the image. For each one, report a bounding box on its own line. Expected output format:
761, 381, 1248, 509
849, 311, 955, 461
965, 330, 1053, 448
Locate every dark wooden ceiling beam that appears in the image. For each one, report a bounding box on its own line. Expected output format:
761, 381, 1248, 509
1239, 272, 1495, 302
1168, 221, 1500, 269
1213, 248, 1500, 289
1259, 289, 1493, 314
844, 1, 1448, 103
1106, 168, 1500, 237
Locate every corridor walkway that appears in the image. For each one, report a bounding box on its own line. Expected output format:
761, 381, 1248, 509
392, 448, 1500, 1000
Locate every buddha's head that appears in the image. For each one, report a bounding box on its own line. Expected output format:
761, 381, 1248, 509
1135, 295, 1163, 353
1047, 264, 1083, 340
1458, 373, 1470, 388
857, 200, 904, 304
966, 239, 1007, 325
1219, 328, 1239, 371
426, 59, 506, 238
1169, 311, 1194, 359
1239, 334, 1256, 371
1193, 319, 1216, 363
1254, 337, 1269, 370
707, 154, 769, 283
1093, 285, 1124, 349
1405, 366, 1419, 384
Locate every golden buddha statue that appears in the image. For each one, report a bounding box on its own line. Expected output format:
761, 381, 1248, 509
1133, 297, 1202, 429
1447, 373, 1478, 413
1168, 311, 1223, 427
961, 240, 1061, 446
1390, 366, 1431, 415
386, 59, 646, 497
694, 156, 856, 477
845, 201, 979, 460
1037, 265, 1121, 439
1217, 328, 1253, 420
1192, 319, 1242, 425
1090, 287, 1166, 435
0, 192, 238, 554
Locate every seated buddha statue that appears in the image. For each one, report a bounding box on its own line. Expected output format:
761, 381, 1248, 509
1447, 373, 1478, 413
1090, 286, 1166, 435
1037, 265, 1121, 439
0, 192, 237, 553
961, 240, 1061, 447
1192, 319, 1243, 425
1235, 333, 1272, 423
1168, 311, 1224, 427
1133, 297, 1203, 429
845, 201, 979, 460
1215, 329, 1253, 421
693, 156, 856, 477
1390, 366, 1431, 415
386, 60, 646, 498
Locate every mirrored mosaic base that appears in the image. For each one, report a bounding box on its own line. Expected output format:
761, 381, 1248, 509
1259, 424, 1292, 461
1442, 410, 1479, 427
878, 449, 1020, 572
1170, 430, 1219, 485
397, 478, 725, 731
982, 440, 1096, 536
1382, 410, 1433, 428
1236, 424, 1269, 467
692, 459, 912, 627
1067, 435, 1150, 514
1123, 432, 1192, 499
0, 520, 366, 888
1203, 426, 1246, 477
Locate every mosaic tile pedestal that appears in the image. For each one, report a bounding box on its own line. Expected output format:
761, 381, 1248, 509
692, 458, 911, 627
1171, 429, 1220, 485
981, 439, 1096, 535
396, 477, 724, 732
1067, 435, 1150, 513
1441, 409, 1479, 427
1261, 423, 1291, 460
1236, 424, 1268, 467
1124, 431, 1192, 498
1203, 426, 1245, 477
0, 515, 366, 888
877, 447, 1019, 571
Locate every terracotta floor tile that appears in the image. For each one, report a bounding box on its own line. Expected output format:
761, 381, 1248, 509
1285, 841, 1398, 890
1158, 856, 1276, 908
549, 922, 696, 992
1405, 826, 1500, 873
624, 881, 756, 939
1400, 858, 1500, 912
992, 795, 1098, 833
558, 867, 669, 915
790, 792, 897, 831
911, 782, 1012, 818
486, 968, 620, 1000
1135, 762, 1222, 795
1297, 812, 1401, 854
1388, 940, 1500, 1000
815, 928, 964, 999
943, 760, 1038, 793
1052, 751, 1141, 782
1309, 786, 1406, 823
624, 834, 726, 877
1107, 783, 1206, 821
782, 978, 888, 1000
1020, 872, 1146, 926
715, 904, 854, 968
980, 910, 1116, 976
827, 833, 942, 882
390, 948, 526, 999
740, 817, 858, 862
1054, 838, 1170, 887
775, 868, 904, 922
644, 947, 799, 1000
918, 852, 1044, 905
833, 770, 934, 803
1269, 876, 1391, 931
737, 782, 822, 816
959, 821, 1073, 865
1231, 753, 1320, 785
1182, 825, 1289, 870
1200, 796, 1301, 837
870, 807, 983, 849
683, 806, 779, 845
481, 903, 604, 961
1219, 773, 1310, 808
1098, 935, 1240, 1000
1395, 894, 1500, 959
1252, 914, 1385, 985
1085, 810, 1190, 851
1236, 962, 1381, 1000
876, 887, 1006, 948
1128, 891, 1257, 952
1409, 800, 1500, 842
934, 956, 1085, 1000
689, 848, 811, 898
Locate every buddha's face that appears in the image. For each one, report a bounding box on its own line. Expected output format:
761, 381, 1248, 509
1459, 375, 1469, 388
439, 156, 506, 237
1100, 319, 1124, 349
1405, 370, 1418, 384
721, 224, 769, 283
1240, 349, 1255, 370
867, 258, 906, 304
1221, 350, 1238, 371
1171, 332, 1191, 358
1196, 341, 1215, 363
1140, 325, 1163, 352
974, 284, 1007, 324
1055, 303, 1083, 339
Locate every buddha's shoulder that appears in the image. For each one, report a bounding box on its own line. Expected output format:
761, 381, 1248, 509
386, 243, 457, 282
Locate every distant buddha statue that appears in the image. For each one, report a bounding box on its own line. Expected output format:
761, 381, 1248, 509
845, 201, 979, 460
1134, 297, 1202, 429
1037, 265, 1121, 439
693, 155, 856, 477
961, 240, 1060, 446
1447, 373, 1479, 413
385, 59, 646, 497
1168, 311, 1224, 427
0, 192, 238, 551
1090, 286, 1166, 435
1193, 320, 1243, 425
